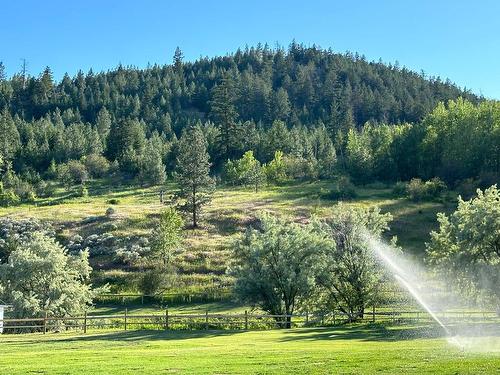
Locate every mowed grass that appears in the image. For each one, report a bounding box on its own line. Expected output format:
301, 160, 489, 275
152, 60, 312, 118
0, 324, 498, 374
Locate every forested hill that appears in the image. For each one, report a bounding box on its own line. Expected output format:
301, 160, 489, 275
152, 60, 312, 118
0, 43, 477, 130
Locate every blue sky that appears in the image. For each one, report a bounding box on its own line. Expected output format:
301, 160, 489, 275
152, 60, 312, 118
1, 0, 499, 98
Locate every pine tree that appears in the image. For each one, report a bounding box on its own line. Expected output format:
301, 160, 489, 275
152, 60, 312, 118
209, 73, 238, 162
96, 107, 112, 142
173, 47, 184, 75
0, 62, 5, 81
174, 126, 215, 228
106, 118, 145, 162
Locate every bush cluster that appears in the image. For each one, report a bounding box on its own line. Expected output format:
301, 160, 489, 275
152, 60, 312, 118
322, 177, 357, 200
406, 178, 447, 201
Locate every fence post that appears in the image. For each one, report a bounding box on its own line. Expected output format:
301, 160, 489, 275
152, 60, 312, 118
205, 310, 209, 330
83, 311, 87, 334
372, 306, 375, 323
124, 308, 128, 331
244, 310, 248, 330
332, 312, 335, 326
141, 295, 144, 305
305, 310, 309, 325
43, 311, 47, 334
165, 309, 169, 330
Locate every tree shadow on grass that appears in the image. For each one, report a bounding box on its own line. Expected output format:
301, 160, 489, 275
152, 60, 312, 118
55, 329, 245, 343
279, 323, 448, 343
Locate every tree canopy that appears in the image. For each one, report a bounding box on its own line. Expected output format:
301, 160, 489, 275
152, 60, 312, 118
426, 185, 500, 308
0, 233, 98, 319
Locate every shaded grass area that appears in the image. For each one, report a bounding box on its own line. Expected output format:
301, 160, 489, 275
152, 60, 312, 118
92, 300, 248, 316
0, 324, 498, 374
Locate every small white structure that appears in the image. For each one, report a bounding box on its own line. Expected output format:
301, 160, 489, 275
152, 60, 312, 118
0, 305, 11, 334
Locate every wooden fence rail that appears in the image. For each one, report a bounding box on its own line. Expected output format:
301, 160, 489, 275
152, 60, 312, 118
1, 309, 499, 334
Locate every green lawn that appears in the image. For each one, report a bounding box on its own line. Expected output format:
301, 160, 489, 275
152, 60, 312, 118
0, 324, 498, 374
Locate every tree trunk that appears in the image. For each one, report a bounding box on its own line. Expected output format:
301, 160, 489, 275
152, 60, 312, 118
192, 186, 197, 228
284, 306, 292, 329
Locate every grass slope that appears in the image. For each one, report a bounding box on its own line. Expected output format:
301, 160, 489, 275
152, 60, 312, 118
0, 324, 498, 374
0, 179, 456, 292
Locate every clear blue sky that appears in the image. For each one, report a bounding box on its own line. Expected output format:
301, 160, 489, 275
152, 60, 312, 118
2, 0, 499, 98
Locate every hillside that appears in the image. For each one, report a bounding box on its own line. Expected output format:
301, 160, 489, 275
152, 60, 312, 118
1, 43, 477, 129
0, 179, 455, 294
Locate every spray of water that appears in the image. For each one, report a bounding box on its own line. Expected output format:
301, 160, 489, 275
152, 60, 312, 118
362, 231, 500, 352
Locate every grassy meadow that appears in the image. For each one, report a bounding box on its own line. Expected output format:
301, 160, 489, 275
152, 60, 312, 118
0, 178, 456, 295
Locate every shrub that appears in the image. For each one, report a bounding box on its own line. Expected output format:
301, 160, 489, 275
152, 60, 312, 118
105, 207, 116, 217
425, 177, 447, 197
284, 155, 318, 181
77, 185, 89, 197
392, 181, 408, 197
83, 154, 110, 178
20, 168, 42, 185
407, 177, 447, 201
58, 160, 88, 187
107, 198, 120, 205
0, 189, 20, 207
323, 176, 357, 200
406, 178, 427, 201
456, 178, 478, 200
14, 180, 36, 202
139, 267, 176, 295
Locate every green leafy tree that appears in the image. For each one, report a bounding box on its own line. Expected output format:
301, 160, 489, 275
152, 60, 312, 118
264, 120, 290, 161
311, 124, 337, 178
57, 160, 88, 188
224, 151, 265, 192
233, 214, 331, 328
142, 208, 183, 295
0, 233, 100, 319
317, 204, 393, 320
174, 126, 215, 228
426, 185, 500, 308
150, 207, 184, 267
139, 139, 167, 185
82, 154, 110, 178
345, 128, 373, 183
263, 151, 288, 184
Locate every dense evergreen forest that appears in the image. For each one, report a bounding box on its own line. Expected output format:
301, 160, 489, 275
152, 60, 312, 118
0, 43, 498, 207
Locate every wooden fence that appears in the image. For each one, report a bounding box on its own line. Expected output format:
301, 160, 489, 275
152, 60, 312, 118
1, 308, 499, 334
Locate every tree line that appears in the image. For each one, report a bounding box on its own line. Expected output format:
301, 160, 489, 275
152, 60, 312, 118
0, 43, 497, 209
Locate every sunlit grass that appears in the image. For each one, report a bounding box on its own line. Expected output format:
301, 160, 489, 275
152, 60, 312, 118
0, 324, 497, 374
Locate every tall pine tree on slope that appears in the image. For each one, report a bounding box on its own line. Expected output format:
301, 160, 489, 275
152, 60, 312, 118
174, 126, 215, 228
